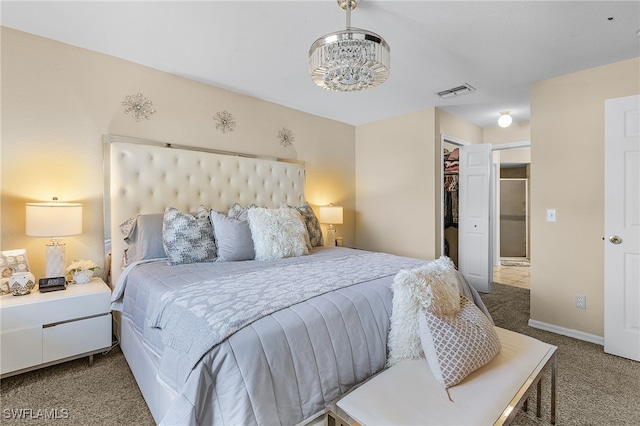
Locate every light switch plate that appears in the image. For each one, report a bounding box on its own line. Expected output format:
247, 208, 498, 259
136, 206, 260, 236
546, 209, 557, 222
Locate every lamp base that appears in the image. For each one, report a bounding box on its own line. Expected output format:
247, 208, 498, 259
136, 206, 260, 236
325, 225, 337, 247
45, 243, 66, 278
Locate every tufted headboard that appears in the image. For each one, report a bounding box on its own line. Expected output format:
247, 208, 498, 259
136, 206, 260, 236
105, 135, 305, 287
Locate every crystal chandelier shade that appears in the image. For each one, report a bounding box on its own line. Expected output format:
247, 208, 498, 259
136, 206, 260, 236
309, 0, 390, 92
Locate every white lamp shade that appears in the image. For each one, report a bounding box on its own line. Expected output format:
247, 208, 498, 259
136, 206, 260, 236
319, 205, 344, 225
26, 203, 82, 237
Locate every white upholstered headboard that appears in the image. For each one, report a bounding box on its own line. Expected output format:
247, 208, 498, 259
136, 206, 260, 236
105, 135, 305, 287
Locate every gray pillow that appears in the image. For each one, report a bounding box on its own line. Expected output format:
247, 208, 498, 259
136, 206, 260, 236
280, 202, 324, 247
228, 202, 258, 221
162, 206, 217, 265
210, 210, 255, 262
120, 213, 166, 265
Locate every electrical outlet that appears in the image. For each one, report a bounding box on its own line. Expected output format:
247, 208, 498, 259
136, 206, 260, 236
576, 295, 586, 309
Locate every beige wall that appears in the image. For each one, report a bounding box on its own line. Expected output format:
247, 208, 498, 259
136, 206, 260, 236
483, 121, 530, 145
0, 28, 356, 280
354, 108, 482, 260
530, 57, 640, 337
355, 109, 436, 258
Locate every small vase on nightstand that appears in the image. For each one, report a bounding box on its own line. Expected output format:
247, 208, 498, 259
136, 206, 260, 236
9, 272, 36, 296
72, 270, 94, 284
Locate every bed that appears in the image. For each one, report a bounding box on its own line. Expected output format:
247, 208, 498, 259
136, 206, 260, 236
105, 135, 489, 426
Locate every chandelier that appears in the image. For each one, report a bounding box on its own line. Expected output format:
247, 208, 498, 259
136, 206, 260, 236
309, 0, 390, 92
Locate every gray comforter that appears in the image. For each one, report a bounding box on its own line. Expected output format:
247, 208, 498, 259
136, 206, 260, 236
111, 248, 489, 425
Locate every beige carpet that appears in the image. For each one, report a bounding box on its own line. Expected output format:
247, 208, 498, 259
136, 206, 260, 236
1, 283, 639, 425
481, 283, 640, 426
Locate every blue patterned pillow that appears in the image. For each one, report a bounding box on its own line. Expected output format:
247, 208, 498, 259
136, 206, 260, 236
162, 206, 216, 265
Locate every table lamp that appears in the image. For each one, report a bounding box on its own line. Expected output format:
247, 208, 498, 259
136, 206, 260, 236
26, 197, 82, 278
319, 204, 343, 247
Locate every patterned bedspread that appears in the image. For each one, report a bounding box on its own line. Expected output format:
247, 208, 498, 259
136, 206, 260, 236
149, 252, 424, 379
111, 248, 486, 425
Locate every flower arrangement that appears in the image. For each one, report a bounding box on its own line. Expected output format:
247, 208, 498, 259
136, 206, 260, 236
66, 259, 100, 274
66, 260, 100, 284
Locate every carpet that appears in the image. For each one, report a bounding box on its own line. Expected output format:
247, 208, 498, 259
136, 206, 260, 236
1, 283, 639, 425
480, 283, 640, 425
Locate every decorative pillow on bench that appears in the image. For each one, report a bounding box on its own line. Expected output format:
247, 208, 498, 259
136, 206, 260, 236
419, 294, 501, 390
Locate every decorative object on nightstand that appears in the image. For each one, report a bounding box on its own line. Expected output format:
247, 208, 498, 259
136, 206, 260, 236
66, 259, 100, 284
8, 272, 36, 296
0, 248, 30, 295
26, 197, 82, 278
319, 204, 344, 247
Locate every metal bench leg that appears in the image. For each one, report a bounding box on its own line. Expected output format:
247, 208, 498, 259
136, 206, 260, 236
537, 379, 542, 417
551, 353, 557, 425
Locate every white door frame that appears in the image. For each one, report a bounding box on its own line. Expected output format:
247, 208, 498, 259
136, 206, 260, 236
491, 141, 531, 266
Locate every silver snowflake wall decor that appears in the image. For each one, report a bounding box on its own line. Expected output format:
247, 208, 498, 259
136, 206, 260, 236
278, 128, 294, 147
213, 110, 236, 134
122, 93, 155, 121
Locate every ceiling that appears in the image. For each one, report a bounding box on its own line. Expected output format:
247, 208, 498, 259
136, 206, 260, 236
2, 1, 639, 127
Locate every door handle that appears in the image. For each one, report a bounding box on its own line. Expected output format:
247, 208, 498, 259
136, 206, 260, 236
609, 235, 622, 244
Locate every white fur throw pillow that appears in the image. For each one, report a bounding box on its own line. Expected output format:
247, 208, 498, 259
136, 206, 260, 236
247, 208, 310, 261
387, 256, 460, 365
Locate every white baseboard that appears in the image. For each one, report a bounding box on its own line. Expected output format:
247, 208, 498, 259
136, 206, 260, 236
528, 319, 604, 346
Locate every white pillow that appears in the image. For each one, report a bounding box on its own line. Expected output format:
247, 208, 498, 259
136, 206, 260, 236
419, 295, 501, 389
247, 208, 310, 261
387, 256, 461, 365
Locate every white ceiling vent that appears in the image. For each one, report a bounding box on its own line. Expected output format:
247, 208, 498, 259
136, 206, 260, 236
437, 84, 476, 99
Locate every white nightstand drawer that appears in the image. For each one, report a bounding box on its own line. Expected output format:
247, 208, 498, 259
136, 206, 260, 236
0, 278, 112, 377
1, 281, 110, 330
0, 326, 42, 375
43, 313, 112, 363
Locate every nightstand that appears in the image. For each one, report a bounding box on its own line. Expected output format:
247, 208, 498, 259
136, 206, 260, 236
0, 277, 112, 378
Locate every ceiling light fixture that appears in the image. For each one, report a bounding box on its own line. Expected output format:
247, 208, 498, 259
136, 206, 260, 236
498, 111, 513, 128
309, 0, 390, 92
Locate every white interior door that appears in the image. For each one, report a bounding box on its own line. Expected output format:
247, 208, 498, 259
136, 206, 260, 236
604, 94, 640, 362
459, 143, 492, 293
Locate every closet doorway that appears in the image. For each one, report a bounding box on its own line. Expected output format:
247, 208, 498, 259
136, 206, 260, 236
441, 137, 531, 292
441, 136, 470, 268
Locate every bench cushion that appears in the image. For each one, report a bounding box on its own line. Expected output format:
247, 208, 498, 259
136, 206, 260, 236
336, 328, 555, 426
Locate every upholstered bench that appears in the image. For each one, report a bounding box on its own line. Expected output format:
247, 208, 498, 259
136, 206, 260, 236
326, 328, 557, 426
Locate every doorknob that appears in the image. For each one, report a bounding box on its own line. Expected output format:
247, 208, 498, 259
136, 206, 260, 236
609, 235, 623, 244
